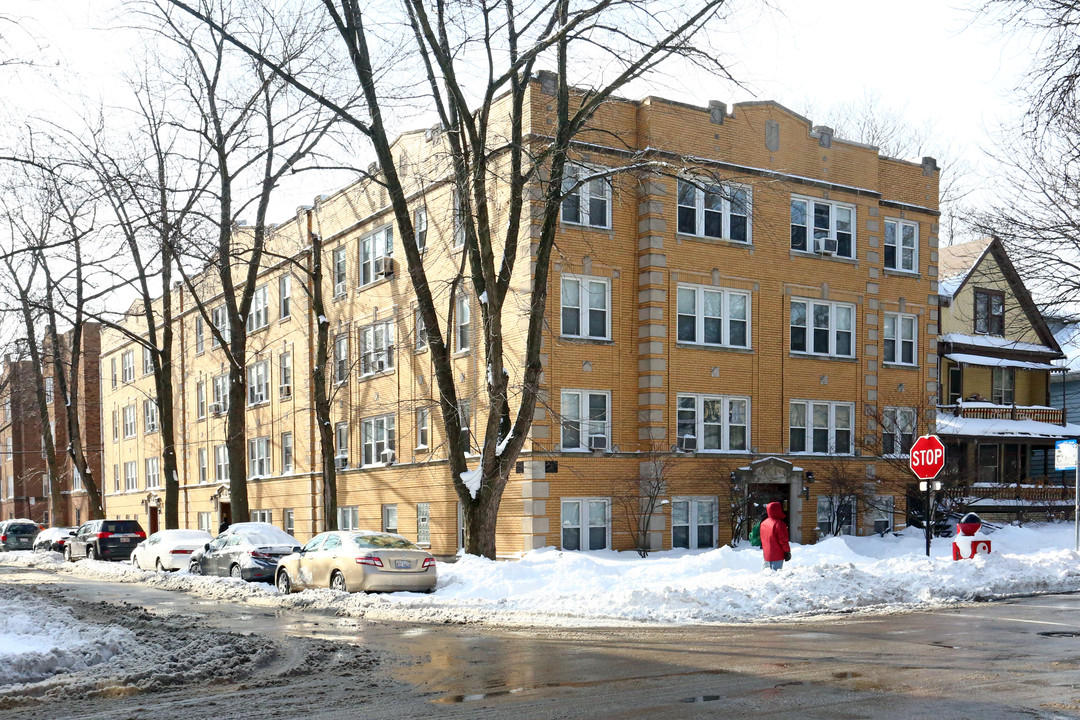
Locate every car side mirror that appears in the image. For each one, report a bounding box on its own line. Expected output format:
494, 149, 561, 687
293, 546, 301, 553
204, 543, 211, 551
68, 531, 76, 536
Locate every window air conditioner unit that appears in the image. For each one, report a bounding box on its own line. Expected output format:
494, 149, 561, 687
335, 456, 348, 471
817, 236, 838, 255
381, 257, 395, 278
381, 447, 396, 465
280, 384, 291, 398
210, 403, 224, 416
677, 435, 697, 452
588, 435, 608, 451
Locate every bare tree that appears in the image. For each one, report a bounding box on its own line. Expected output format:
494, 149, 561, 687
609, 445, 677, 557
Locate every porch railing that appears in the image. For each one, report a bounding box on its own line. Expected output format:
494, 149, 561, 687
938, 404, 1066, 425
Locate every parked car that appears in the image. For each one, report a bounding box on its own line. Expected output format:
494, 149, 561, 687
130, 529, 213, 571
275, 531, 437, 594
65, 519, 146, 561
188, 522, 299, 582
0, 519, 40, 551
33, 526, 78, 553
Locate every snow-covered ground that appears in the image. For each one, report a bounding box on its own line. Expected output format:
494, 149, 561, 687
3, 522, 1080, 627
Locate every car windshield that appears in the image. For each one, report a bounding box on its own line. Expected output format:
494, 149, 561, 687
8, 524, 37, 534
102, 521, 143, 533
350, 533, 419, 550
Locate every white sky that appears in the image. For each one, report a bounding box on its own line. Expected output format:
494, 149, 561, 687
3, 0, 1039, 220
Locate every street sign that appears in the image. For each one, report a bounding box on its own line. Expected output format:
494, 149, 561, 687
909, 435, 946, 480
1055, 439, 1077, 471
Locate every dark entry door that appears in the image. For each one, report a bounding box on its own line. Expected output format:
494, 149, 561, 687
748, 483, 789, 530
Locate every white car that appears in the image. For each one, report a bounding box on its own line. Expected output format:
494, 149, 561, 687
130, 529, 213, 571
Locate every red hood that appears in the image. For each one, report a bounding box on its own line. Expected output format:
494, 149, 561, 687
766, 502, 785, 520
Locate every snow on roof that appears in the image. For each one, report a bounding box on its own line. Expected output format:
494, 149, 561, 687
935, 412, 1080, 439
1052, 321, 1080, 373
937, 238, 991, 299
944, 353, 1062, 372
940, 333, 1054, 355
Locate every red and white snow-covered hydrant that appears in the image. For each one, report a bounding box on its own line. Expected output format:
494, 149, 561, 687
952, 512, 992, 560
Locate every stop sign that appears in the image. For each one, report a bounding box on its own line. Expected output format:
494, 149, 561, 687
909, 434, 946, 480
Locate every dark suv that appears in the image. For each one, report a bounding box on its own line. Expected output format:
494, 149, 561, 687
66, 519, 146, 561
0, 520, 40, 551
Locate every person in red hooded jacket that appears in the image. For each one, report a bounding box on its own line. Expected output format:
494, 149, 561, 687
759, 501, 791, 570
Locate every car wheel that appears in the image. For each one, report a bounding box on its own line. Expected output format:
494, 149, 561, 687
155, 559, 165, 572
330, 570, 348, 593
64, 545, 73, 562
189, 561, 201, 575
131, 555, 141, 569
86, 545, 97, 561
229, 564, 242, 580
276, 570, 292, 594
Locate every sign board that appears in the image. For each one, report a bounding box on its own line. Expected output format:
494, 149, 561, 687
909, 435, 946, 480
1055, 439, 1077, 471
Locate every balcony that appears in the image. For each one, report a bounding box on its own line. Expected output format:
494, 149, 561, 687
938, 403, 1066, 425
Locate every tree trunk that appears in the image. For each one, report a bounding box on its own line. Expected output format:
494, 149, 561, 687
159, 240, 180, 528
309, 220, 337, 531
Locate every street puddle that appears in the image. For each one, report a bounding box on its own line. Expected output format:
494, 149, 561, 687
681, 695, 722, 703
436, 668, 733, 704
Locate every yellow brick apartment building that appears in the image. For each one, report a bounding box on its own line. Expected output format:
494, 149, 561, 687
101, 81, 940, 556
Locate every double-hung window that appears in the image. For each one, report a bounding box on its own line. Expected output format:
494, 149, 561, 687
677, 179, 750, 242
360, 226, 393, 286
360, 321, 395, 376
212, 374, 229, 415
195, 316, 205, 354
112, 410, 119, 441
247, 436, 270, 478
455, 292, 470, 352
362, 415, 396, 467
279, 275, 291, 319
122, 404, 137, 439
790, 299, 855, 357
45, 377, 53, 404
561, 498, 609, 551
884, 219, 918, 272
992, 367, 1015, 404
453, 191, 466, 248
246, 360, 269, 405
671, 497, 719, 549
676, 285, 750, 347
335, 422, 349, 469
145, 457, 160, 489
251, 509, 272, 524
560, 390, 611, 451
338, 506, 359, 531
790, 196, 855, 257
414, 207, 427, 253
883, 313, 917, 365
124, 461, 137, 492
561, 275, 610, 340
415, 308, 428, 352
144, 398, 159, 433
211, 305, 229, 347
334, 333, 349, 383
333, 246, 347, 297
121, 350, 134, 383
143, 347, 154, 375
675, 394, 749, 452
196, 381, 206, 419
416, 408, 429, 449
110, 358, 117, 388
458, 400, 473, 453
198, 448, 208, 484
560, 164, 611, 229
974, 289, 1004, 335
882, 407, 916, 457
214, 444, 228, 481
789, 400, 854, 455
279, 352, 292, 398
246, 285, 268, 332
282, 432, 293, 473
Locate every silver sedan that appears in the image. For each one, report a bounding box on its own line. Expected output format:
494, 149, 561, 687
275, 531, 437, 594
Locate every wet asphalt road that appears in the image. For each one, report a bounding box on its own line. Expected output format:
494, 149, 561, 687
5, 566, 1080, 719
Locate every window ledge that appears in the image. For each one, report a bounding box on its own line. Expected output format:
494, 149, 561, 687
453, 350, 472, 358
883, 268, 920, 279
675, 232, 752, 250
248, 324, 269, 336
279, 316, 291, 324
790, 250, 858, 265
559, 336, 615, 346
358, 370, 395, 381
560, 220, 613, 233
279, 393, 293, 402
881, 362, 920, 370
788, 352, 858, 363
357, 276, 392, 292
247, 401, 271, 410
675, 343, 753, 354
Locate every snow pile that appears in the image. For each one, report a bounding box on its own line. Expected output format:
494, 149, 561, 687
0, 584, 134, 685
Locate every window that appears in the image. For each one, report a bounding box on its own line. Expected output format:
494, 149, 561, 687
672, 497, 718, 549
789, 400, 854, 455
676, 179, 750, 242
817, 496, 856, 537
196, 381, 206, 419
143, 346, 154, 375
110, 358, 117, 388
248, 436, 270, 478
948, 364, 963, 405
247, 360, 269, 405
197, 512, 212, 533
333, 333, 349, 384
283, 509, 294, 536
335, 422, 349, 469
882, 407, 916, 457
212, 374, 229, 415
211, 305, 229, 347
124, 461, 137, 492
416, 408, 429, 449
675, 394, 749, 452
195, 316, 205, 354
214, 444, 228, 482
72, 467, 83, 492
282, 432, 293, 473
560, 275, 610, 340
790, 299, 855, 357
560, 390, 611, 451
279, 274, 291, 320
112, 464, 119, 493
362, 415, 396, 466
121, 350, 134, 383
333, 246, 347, 297
122, 404, 137, 439
415, 308, 428, 352
359, 321, 395, 376
145, 457, 160, 489
453, 191, 466, 248
416, 503, 431, 545
884, 219, 918, 272
112, 410, 119, 442
360, 226, 393, 286
251, 509, 272, 524
978, 443, 999, 483
45, 377, 54, 404
198, 448, 208, 484
338, 505, 359, 531
382, 504, 398, 534
561, 498, 609, 551
790, 196, 855, 257
676, 285, 750, 348
455, 292, 470, 352
561, 164, 611, 229
247, 285, 269, 332
992, 367, 1015, 405
458, 400, 473, 453
144, 398, 159, 433
414, 207, 427, 253
279, 352, 292, 398
974, 289, 1005, 335
883, 313, 917, 365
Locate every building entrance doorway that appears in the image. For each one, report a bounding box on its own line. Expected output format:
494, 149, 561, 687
148, 506, 159, 534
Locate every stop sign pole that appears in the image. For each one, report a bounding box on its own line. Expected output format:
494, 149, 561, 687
910, 435, 946, 557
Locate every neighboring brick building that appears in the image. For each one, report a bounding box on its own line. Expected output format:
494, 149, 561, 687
0, 357, 46, 523
102, 80, 941, 556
